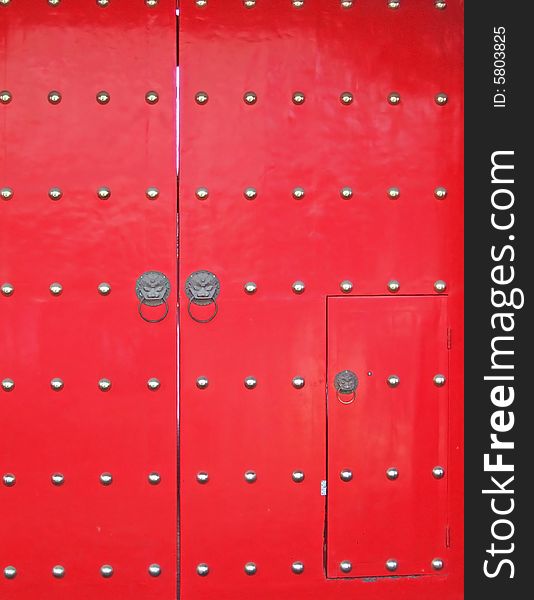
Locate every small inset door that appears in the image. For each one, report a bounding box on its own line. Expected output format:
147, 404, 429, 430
327, 296, 449, 578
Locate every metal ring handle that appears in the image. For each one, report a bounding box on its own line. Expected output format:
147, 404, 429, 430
138, 298, 169, 323
336, 390, 356, 405
187, 297, 218, 323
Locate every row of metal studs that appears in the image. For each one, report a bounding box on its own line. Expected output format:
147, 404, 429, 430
0, 188, 159, 200
2, 564, 162, 580
194, 1, 449, 10
1, 377, 161, 392
0, 91, 159, 105
0, 0, 160, 8
194, 187, 449, 200
2, 472, 161, 487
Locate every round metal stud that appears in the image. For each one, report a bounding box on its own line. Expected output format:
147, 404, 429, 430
49, 0, 61, 5
340, 280, 353, 293
1, 187, 14, 200
387, 375, 400, 388
340, 469, 353, 482
147, 378, 161, 391
244, 562, 257, 576
2, 282, 15, 296
433, 374, 446, 387
195, 187, 209, 200
292, 280, 305, 294
0, 90, 12, 104
3, 473, 16, 487
4, 566, 16, 579
292, 376, 305, 389
434, 280, 447, 293
434, 186, 447, 199
386, 559, 398, 572
435, 93, 448, 105
97, 187, 111, 200
148, 563, 161, 577
2, 378, 15, 392
196, 471, 209, 484
244, 470, 257, 483
97, 0, 110, 5
48, 187, 63, 201
52, 565, 65, 578
145, 187, 159, 200
197, 563, 209, 576
386, 467, 399, 480
98, 378, 112, 392
292, 0, 304, 7
244, 376, 257, 389
432, 558, 444, 570
435, 0, 446, 9
50, 378, 64, 391
292, 187, 305, 200
48, 90, 62, 105
292, 561, 305, 574
97, 282, 111, 296
340, 560, 352, 573
341, 0, 353, 8
388, 92, 401, 105
195, 91, 208, 105
433, 466, 445, 479
243, 91, 257, 105
244, 187, 257, 200
145, 0, 159, 6
49, 282, 63, 296
243, 0, 256, 7
96, 90, 110, 104
292, 470, 305, 483
100, 472, 113, 486
100, 565, 113, 578
196, 376, 209, 389
148, 472, 161, 485
145, 91, 159, 105
387, 279, 400, 293
340, 92, 353, 105
292, 91, 305, 105
196, 0, 208, 6
388, 1, 400, 9
51, 473, 64, 486
340, 186, 353, 199
244, 281, 257, 294
387, 187, 400, 199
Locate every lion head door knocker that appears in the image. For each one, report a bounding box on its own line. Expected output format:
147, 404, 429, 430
334, 370, 358, 405
185, 270, 220, 324
135, 271, 171, 323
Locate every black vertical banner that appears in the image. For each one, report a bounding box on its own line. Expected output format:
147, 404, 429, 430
465, 2, 531, 599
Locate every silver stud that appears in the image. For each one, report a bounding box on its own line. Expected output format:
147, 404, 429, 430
100, 564, 113, 578
292, 470, 305, 483
196, 0, 208, 6
1, 187, 14, 200
340, 280, 353, 293
49, 0, 61, 5
387, 279, 400, 293
195, 187, 209, 200
340, 469, 353, 482
197, 563, 209, 576
2, 378, 15, 392
148, 472, 161, 485
340, 92, 353, 105
292, 561, 304, 574
244, 281, 257, 294
435, 93, 448, 105
340, 560, 352, 573
434, 280, 447, 293
196, 471, 209, 484
244, 562, 257, 575
435, 0, 446, 9
433, 374, 446, 387
388, 1, 400, 9
292, 187, 305, 200
341, 0, 353, 8
3, 473, 16, 487
50, 378, 64, 391
388, 92, 401, 105
292, 376, 305, 389
98, 378, 112, 392
386, 467, 399, 480
196, 376, 209, 389
48, 187, 63, 201
51, 473, 65, 486
52, 565, 65, 578
97, 187, 111, 200
100, 472, 113, 486
147, 378, 161, 391
48, 90, 62, 105
434, 186, 447, 199
243, 0, 256, 7
195, 91, 208, 105
1, 282, 14, 296
49, 282, 63, 296
145, 0, 159, 6
340, 186, 353, 199
148, 563, 161, 576
244, 187, 257, 200
432, 558, 444, 570
243, 91, 257, 105
244, 470, 257, 483
292, 280, 305, 294
387, 374, 400, 388
387, 187, 400, 199
292, 91, 305, 105
292, 0, 304, 7
97, 0, 110, 5
433, 466, 445, 479
145, 187, 159, 200
4, 566, 16, 579
96, 90, 110, 104
0, 90, 12, 104
244, 376, 257, 389
97, 282, 111, 295
386, 559, 398, 571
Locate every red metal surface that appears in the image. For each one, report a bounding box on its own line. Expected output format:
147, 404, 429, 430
0, 1, 177, 599
327, 296, 449, 578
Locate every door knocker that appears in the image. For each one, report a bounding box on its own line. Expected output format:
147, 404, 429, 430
135, 271, 171, 323
334, 370, 358, 404
185, 270, 220, 323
